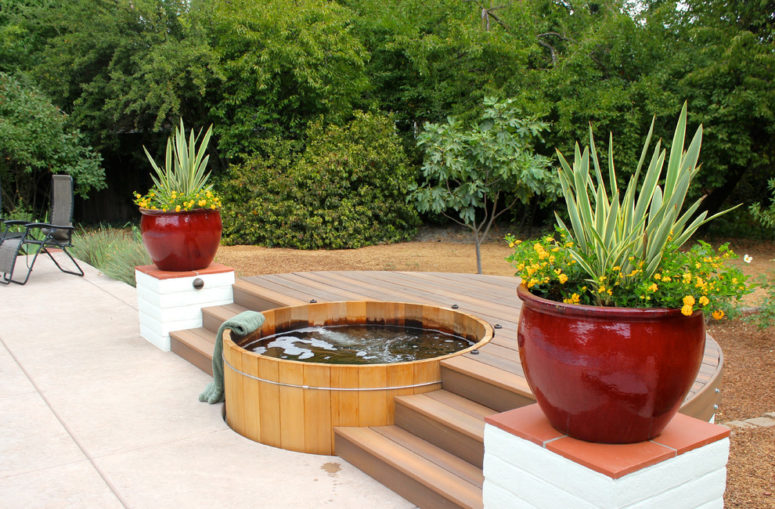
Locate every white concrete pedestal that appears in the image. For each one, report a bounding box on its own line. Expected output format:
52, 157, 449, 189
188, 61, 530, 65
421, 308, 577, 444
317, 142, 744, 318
135, 264, 235, 351
483, 404, 730, 509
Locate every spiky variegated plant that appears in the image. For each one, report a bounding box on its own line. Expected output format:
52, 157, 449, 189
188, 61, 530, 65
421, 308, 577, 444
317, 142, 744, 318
134, 119, 221, 211
554, 103, 736, 294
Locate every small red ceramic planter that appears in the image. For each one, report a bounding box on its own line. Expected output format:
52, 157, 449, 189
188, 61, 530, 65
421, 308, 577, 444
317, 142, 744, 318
140, 208, 222, 271
516, 285, 706, 444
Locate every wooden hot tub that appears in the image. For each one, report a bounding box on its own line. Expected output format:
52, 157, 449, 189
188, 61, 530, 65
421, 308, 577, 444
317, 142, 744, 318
222, 300, 493, 455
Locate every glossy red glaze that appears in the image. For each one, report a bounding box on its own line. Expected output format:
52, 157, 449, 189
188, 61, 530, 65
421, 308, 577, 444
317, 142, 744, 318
140, 209, 222, 271
517, 285, 705, 443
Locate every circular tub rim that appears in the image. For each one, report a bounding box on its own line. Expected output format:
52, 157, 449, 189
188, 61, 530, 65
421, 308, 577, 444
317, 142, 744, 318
224, 300, 494, 371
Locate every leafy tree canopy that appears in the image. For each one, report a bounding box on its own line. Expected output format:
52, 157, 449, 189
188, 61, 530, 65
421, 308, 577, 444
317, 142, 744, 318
410, 97, 557, 273
0, 72, 105, 213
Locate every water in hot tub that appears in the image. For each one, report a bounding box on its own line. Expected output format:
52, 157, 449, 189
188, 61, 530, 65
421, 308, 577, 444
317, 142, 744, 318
243, 324, 475, 364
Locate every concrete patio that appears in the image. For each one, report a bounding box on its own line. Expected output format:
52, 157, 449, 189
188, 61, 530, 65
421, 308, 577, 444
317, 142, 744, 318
0, 253, 414, 508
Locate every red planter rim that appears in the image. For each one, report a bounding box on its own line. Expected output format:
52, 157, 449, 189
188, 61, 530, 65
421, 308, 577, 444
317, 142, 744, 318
139, 207, 220, 216
516, 284, 702, 321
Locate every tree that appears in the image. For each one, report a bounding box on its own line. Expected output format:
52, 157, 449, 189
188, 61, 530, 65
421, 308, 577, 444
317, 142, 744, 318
207, 0, 370, 160
0, 73, 105, 214
10, 0, 219, 150
410, 97, 557, 273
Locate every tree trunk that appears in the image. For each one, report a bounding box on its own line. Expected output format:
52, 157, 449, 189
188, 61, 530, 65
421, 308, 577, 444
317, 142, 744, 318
474, 234, 482, 274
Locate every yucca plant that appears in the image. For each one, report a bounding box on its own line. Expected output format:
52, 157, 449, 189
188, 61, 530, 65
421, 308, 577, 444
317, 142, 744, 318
507, 105, 751, 315
133, 119, 221, 211
554, 103, 735, 286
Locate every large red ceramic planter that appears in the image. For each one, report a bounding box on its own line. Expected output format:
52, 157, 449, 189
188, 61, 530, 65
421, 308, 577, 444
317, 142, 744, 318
140, 208, 222, 271
517, 285, 705, 443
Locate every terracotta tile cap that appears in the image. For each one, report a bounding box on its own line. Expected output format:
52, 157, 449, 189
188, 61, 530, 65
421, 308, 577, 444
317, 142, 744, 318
547, 437, 675, 479
650, 413, 731, 454
485, 404, 565, 446
136, 263, 234, 280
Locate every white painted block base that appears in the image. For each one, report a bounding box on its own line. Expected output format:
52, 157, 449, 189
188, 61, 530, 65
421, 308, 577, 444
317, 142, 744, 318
483, 425, 728, 509
136, 266, 235, 351
483, 405, 731, 509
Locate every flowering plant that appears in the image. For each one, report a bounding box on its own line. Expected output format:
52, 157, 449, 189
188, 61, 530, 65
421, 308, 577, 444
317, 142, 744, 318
507, 104, 751, 318
506, 232, 749, 318
133, 119, 222, 212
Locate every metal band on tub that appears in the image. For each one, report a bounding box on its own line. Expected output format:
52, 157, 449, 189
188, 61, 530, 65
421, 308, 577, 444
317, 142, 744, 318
222, 355, 441, 391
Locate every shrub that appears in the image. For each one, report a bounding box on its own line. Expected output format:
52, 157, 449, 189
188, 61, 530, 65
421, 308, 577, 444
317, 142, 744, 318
220, 112, 420, 249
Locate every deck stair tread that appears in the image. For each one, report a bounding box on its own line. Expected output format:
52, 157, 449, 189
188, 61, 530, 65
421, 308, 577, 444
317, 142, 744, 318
395, 391, 492, 443
442, 355, 531, 397
169, 327, 216, 375
233, 278, 306, 310
201, 303, 250, 332
335, 426, 483, 509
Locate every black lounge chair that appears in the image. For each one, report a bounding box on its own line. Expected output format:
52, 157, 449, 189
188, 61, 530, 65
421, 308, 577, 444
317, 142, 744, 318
0, 175, 84, 285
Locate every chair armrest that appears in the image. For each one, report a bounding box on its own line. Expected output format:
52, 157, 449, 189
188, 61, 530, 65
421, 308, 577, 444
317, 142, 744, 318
22, 222, 75, 231
3, 220, 29, 227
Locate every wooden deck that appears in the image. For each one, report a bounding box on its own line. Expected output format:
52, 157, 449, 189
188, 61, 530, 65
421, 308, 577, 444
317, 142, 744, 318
241, 270, 722, 417
171, 270, 723, 508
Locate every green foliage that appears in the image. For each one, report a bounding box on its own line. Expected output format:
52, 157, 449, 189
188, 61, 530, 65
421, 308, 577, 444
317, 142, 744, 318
749, 179, 775, 228
219, 112, 419, 249
553, 104, 736, 297
410, 97, 556, 273
134, 119, 221, 211
0, 72, 105, 213
1, 0, 773, 236
506, 230, 750, 317
208, 0, 369, 159
71, 225, 150, 286
343, 0, 536, 123
10, 0, 219, 149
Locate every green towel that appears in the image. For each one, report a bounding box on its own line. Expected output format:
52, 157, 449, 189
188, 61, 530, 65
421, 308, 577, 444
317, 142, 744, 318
199, 310, 265, 404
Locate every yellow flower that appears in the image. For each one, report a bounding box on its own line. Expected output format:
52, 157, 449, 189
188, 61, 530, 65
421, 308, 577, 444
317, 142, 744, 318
683, 273, 692, 283
648, 283, 658, 292
558, 274, 568, 284
712, 310, 725, 320
682, 295, 695, 307
175, 205, 181, 212
699, 296, 709, 306
654, 273, 662, 280
198, 199, 207, 207
563, 293, 581, 304
598, 285, 607, 293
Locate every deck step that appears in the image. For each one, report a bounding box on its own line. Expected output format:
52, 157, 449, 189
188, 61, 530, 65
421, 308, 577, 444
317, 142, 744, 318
393, 390, 496, 468
441, 355, 534, 412
233, 278, 306, 311
335, 426, 483, 509
170, 327, 216, 375
201, 302, 250, 332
